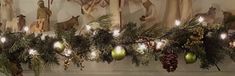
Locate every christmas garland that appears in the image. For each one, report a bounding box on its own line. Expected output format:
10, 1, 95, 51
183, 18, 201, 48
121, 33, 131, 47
0, 15, 235, 76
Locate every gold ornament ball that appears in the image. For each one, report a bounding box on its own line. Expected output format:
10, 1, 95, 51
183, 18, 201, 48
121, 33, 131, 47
112, 46, 126, 60
185, 52, 197, 64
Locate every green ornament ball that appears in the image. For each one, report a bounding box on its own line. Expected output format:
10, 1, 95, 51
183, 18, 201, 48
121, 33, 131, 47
112, 46, 126, 60
53, 41, 65, 53
184, 52, 197, 64
55, 47, 65, 53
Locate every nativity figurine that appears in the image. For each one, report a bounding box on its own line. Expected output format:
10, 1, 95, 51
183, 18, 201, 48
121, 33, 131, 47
56, 16, 80, 31
0, 0, 14, 31
30, 18, 45, 33
5, 14, 26, 32
37, 0, 52, 31
140, 0, 159, 30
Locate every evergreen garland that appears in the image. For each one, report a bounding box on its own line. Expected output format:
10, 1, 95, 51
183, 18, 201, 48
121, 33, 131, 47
0, 15, 234, 76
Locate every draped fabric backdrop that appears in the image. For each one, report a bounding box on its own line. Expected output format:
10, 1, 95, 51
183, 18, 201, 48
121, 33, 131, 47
179, 0, 192, 24
163, 0, 180, 28
163, 0, 192, 29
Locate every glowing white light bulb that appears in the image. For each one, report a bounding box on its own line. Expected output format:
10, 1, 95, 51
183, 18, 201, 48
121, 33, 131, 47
115, 46, 123, 54
64, 49, 72, 57
138, 44, 147, 50
89, 46, 100, 60
220, 33, 227, 40
93, 31, 97, 35
86, 25, 91, 31
175, 20, 181, 26
156, 41, 164, 49
23, 26, 29, 32
90, 51, 97, 59
136, 43, 147, 54
198, 16, 204, 23
155, 39, 167, 49
91, 51, 97, 57
113, 29, 120, 37
231, 41, 235, 47
0, 37, 6, 43
53, 41, 63, 49
29, 49, 39, 55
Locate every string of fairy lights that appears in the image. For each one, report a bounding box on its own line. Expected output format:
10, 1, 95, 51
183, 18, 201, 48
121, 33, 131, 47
0, 16, 233, 61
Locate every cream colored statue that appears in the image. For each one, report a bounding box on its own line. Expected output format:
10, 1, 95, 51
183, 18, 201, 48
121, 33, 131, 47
0, 0, 14, 30
37, 0, 52, 31
30, 19, 45, 33
68, 0, 108, 25
81, 0, 109, 24
120, 0, 144, 25
140, 0, 160, 30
